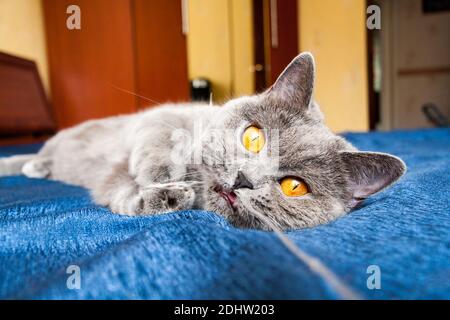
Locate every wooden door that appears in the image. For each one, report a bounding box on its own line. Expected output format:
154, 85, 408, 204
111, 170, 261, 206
43, 0, 190, 128
43, 0, 137, 128
133, 0, 189, 108
382, 0, 450, 129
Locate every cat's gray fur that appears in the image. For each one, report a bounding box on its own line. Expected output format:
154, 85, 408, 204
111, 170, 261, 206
0, 53, 406, 230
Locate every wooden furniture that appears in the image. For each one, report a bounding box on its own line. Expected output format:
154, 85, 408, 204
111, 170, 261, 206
43, 0, 189, 128
0, 52, 55, 145
379, 0, 450, 129
133, 0, 189, 107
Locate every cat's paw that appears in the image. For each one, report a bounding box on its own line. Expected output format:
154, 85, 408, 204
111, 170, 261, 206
132, 182, 196, 215
22, 158, 52, 178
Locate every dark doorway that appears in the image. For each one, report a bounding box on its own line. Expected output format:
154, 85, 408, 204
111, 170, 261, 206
252, 0, 299, 92
367, 0, 381, 130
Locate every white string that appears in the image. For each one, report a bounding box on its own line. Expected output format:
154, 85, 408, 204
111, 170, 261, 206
243, 204, 363, 300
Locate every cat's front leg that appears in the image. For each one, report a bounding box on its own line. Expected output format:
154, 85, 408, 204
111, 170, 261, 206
93, 161, 196, 216
101, 181, 196, 216
132, 182, 196, 215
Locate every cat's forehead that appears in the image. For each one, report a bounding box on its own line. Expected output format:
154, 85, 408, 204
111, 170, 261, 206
223, 95, 350, 163
233, 96, 300, 127
276, 122, 344, 166
227, 96, 334, 142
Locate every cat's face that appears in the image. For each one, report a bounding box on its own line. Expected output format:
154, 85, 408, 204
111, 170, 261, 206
198, 53, 405, 230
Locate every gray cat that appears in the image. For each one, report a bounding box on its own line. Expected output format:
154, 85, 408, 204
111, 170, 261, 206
0, 53, 405, 230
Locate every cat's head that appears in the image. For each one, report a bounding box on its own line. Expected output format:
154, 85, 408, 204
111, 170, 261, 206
199, 52, 406, 230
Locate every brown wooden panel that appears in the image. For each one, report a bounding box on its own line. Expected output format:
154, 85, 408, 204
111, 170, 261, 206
43, 0, 137, 128
132, 0, 189, 107
0, 52, 55, 136
269, 0, 299, 84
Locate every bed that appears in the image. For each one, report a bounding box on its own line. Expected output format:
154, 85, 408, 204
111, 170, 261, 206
0, 128, 449, 299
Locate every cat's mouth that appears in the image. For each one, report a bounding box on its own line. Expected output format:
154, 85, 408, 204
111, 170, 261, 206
213, 185, 238, 211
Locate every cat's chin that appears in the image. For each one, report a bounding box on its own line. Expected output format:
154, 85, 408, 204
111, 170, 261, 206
213, 186, 238, 210
203, 194, 263, 230
203, 188, 239, 218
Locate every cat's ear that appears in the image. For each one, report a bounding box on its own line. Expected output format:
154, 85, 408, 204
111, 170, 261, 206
340, 151, 406, 202
267, 52, 315, 108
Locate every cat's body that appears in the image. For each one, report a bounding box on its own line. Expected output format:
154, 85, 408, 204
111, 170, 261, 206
26, 104, 214, 192
22, 104, 218, 215
0, 53, 406, 230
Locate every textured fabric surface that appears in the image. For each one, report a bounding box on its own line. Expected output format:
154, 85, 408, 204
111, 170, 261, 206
0, 129, 449, 299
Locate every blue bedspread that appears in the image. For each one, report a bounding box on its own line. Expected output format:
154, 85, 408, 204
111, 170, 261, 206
0, 129, 449, 299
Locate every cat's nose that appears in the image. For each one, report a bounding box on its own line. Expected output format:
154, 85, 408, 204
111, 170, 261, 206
233, 171, 254, 190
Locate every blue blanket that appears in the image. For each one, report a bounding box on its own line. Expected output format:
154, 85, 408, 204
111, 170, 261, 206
0, 129, 449, 299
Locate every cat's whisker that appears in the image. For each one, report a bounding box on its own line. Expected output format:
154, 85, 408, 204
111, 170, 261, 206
152, 119, 180, 131
174, 171, 197, 177
109, 83, 163, 106
173, 173, 202, 181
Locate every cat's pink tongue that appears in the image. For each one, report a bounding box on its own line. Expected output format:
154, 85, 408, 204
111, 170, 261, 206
223, 191, 237, 206
214, 186, 237, 207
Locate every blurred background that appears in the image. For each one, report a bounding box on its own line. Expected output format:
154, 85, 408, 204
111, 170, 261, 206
0, 0, 449, 146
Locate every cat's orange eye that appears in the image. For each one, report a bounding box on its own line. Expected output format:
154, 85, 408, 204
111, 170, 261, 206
280, 177, 309, 197
242, 125, 265, 153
